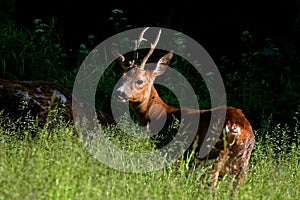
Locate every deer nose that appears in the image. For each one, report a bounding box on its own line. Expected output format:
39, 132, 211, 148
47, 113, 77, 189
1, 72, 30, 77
115, 90, 128, 102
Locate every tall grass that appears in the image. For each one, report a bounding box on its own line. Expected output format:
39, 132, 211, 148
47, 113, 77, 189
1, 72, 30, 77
0, 109, 299, 200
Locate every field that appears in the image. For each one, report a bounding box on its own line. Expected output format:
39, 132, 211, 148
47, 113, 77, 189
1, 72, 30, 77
0, 111, 299, 200
1, 11, 300, 200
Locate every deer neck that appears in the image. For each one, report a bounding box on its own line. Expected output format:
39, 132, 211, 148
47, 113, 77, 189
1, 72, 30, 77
129, 86, 174, 126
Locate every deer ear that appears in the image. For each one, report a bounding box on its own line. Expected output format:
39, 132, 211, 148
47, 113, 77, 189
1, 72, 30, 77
111, 49, 133, 70
152, 51, 173, 77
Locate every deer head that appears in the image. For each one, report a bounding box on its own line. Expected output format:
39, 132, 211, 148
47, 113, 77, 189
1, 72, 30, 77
115, 27, 173, 104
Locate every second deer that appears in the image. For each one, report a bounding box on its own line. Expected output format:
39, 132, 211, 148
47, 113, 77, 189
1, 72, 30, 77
114, 27, 255, 194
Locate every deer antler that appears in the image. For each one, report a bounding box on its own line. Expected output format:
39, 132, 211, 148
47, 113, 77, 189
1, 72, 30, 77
135, 27, 149, 50
132, 27, 149, 64
140, 29, 161, 69
117, 27, 161, 70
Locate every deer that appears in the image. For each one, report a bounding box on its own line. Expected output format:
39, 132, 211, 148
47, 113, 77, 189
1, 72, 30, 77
114, 27, 255, 195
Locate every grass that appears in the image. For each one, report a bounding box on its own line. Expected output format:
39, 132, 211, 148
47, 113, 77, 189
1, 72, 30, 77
0, 111, 299, 200
0, 11, 300, 200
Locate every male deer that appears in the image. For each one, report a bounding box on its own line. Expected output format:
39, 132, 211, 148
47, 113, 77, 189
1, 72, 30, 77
114, 27, 255, 195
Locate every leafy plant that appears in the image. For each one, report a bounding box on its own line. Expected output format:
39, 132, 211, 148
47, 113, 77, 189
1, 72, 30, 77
219, 30, 300, 128
108, 9, 133, 33
0, 16, 73, 86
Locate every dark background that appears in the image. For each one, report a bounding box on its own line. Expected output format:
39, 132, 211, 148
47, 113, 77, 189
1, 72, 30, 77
11, 0, 299, 59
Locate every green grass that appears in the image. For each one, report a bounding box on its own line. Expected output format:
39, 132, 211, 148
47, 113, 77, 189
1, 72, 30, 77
0, 12, 300, 200
0, 112, 299, 200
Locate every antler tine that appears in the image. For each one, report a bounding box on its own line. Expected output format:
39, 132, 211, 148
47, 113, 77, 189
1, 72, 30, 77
133, 27, 149, 63
135, 27, 149, 50
111, 48, 125, 62
140, 29, 161, 69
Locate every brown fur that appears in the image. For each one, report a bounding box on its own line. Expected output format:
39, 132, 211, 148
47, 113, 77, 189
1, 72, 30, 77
116, 50, 255, 196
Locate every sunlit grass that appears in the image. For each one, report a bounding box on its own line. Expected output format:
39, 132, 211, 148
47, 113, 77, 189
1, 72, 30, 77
0, 111, 299, 200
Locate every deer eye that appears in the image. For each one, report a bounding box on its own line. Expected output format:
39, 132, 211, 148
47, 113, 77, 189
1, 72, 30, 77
136, 80, 144, 85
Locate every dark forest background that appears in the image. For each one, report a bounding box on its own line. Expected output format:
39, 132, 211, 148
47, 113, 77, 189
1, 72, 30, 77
1, 0, 300, 131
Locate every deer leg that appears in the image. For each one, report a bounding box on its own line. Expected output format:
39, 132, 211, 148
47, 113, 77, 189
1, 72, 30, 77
232, 136, 255, 192
212, 148, 230, 196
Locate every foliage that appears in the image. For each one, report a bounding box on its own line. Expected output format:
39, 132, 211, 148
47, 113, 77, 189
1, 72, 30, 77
0, 7, 300, 200
254, 106, 300, 155
0, 109, 299, 200
1, 10, 300, 139
219, 30, 300, 127
108, 9, 133, 33
0, 15, 74, 88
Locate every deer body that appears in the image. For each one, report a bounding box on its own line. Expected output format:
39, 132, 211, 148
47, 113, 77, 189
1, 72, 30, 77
115, 28, 255, 194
